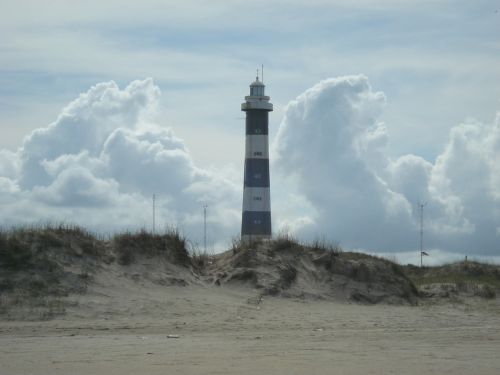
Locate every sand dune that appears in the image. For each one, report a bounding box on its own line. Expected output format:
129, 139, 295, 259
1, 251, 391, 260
1, 227, 500, 374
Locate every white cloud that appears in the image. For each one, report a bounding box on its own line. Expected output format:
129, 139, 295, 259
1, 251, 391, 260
273, 75, 499, 255
18, 79, 160, 189
32, 166, 120, 207
0, 75, 498, 258
273, 75, 413, 250
0, 78, 240, 247
0, 177, 18, 195
0, 150, 21, 195
1, 0, 498, 182
0, 149, 20, 179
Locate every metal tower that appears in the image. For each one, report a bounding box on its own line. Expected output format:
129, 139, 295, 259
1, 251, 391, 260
241, 74, 273, 243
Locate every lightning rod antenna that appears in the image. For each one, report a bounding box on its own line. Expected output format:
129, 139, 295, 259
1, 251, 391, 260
203, 204, 208, 252
152, 194, 156, 234
419, 200, 427, 267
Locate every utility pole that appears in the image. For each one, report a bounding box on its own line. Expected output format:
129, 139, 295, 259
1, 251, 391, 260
152, 194, 156, 235
203, 204, 208, 252
419, 201, 426, 267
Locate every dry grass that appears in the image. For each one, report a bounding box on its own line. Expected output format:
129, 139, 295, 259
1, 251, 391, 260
2, 224, 498, 320
113, 227, 189, 266
270, 232, 300, 252
0, 223, 192, 319
404, 261, 500, 299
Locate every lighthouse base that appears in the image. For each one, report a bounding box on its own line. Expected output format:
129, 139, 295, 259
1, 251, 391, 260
241, 234, 272, 244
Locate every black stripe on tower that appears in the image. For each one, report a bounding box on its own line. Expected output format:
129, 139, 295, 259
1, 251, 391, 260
246, 110, 269, 135
244, 159, 270, 187
241, 211, 271, 235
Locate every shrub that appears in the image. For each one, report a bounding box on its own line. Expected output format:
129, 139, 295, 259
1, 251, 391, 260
191, 250, 211, 270
391, 262, 405, 278
232, 247, 258, 268
473, 284, 496, 299
271, 232, 299, 251
165, 227, 189, 265
0, 236, 33, 269
113, 227, 189, 266
311, 238, 342, 256
117, 248, 134, 265
279, 263, 297, 288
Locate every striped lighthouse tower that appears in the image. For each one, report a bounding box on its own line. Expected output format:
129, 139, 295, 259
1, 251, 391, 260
241, 73, 273, 243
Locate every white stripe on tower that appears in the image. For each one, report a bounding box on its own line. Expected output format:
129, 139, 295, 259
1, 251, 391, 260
241, 73, 273, 243
245, 135, 269, 159
242, 187, 271, 212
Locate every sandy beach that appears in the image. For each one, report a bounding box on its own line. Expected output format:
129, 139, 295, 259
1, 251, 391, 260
1, 229, 500, 375
2, 282, 500, 375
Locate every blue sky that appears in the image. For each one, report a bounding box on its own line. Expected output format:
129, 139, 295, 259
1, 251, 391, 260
0, 0, 499, 263
2, 1, 498, 161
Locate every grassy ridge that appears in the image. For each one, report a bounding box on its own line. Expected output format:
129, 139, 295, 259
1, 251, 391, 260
0, 225, 498, 309
0, 224, 190, 298
404, 262, 500, 288
0, 224, 190, 269
403, 262, 499, 299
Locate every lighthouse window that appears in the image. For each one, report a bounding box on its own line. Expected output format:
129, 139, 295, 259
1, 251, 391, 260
251, 86, 264, 96
255, 129, 261, 134
254, 173, 261, 179
253, 196, 262, 201
253, 219, 261, 224
253, 151, 262, 156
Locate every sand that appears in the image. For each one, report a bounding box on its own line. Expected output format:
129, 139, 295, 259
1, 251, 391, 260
1, 282, 500, 375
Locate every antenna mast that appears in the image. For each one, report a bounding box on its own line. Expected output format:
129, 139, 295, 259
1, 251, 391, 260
203, 204, 208, 252
152, 194, 156, 234
262, 64, 264, 83
419, 201, 427, 267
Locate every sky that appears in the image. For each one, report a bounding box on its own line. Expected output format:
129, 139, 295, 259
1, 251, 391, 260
0, 0, 499, 264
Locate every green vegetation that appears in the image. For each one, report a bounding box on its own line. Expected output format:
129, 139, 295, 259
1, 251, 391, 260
0, 224, 498, 319
405, 262, 500, 288
230, 232, 342, 257
0, 224, 191, 304
404, 261, 500, 299
190, 249, 213, 271
113, 227, 189, 266
270, 232, 300, 252
0, 223, 100, 271
310, 238, 342, 256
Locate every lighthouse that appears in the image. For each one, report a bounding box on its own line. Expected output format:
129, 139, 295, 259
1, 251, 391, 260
241, 74, 273, 243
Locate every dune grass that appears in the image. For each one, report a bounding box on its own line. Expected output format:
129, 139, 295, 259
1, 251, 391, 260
113, 226, 189, 266
403, 261, 499, 299
405, 262, 500, 287
1, 224, 498, 304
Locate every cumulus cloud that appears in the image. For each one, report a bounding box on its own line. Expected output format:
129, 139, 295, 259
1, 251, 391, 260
273, 75, 499, 255
1, 75, 498, 257
0, 149, 19, 178
273, 76, 413, 250
17, 79, 160, 190
32, 167, 120, 207
0, 78, 240, 247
